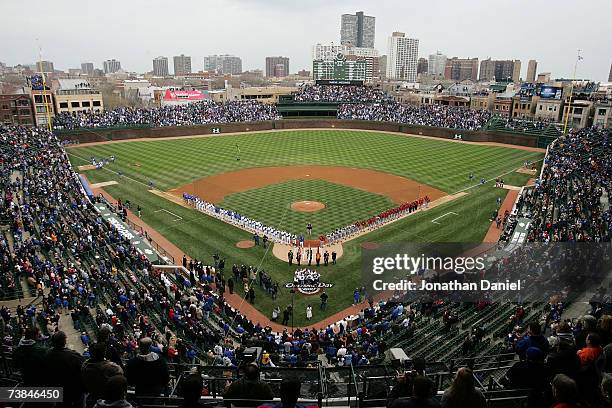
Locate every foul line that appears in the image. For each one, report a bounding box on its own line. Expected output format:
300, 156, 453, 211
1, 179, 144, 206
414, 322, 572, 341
431, 212, 458, 225
154, 208, 183, 221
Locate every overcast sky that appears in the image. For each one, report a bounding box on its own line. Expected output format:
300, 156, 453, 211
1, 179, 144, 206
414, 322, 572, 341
1, 0, 611, 81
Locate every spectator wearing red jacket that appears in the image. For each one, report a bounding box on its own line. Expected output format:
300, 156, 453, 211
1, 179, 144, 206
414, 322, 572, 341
577, 333, 602, 367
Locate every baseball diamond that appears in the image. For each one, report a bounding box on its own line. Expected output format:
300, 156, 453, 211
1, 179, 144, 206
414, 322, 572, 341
66, 129, 543, 326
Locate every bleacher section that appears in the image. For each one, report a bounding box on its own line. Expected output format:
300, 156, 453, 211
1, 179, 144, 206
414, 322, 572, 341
484, 116, 562, 147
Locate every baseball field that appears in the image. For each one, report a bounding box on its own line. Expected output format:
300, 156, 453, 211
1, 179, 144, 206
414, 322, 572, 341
67, 129, 543, 327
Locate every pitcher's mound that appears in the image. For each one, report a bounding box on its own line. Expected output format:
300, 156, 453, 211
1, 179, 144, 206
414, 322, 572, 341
236, 240, 255, 249
291, 201, 325, 212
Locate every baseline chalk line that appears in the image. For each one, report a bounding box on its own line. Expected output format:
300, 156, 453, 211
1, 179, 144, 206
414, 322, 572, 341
431, 212, 458, 225
154, 209, 183, 221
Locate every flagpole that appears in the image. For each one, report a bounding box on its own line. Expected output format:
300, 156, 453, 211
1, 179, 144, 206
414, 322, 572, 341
562, 50, 582, 135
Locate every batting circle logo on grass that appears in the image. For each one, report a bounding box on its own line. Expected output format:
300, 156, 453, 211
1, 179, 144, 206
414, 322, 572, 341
285, 268, 333, 295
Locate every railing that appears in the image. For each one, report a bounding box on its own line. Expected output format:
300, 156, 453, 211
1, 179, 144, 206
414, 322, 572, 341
1, 351, 533, 408
349, 363, 359, 407
318, 362, 327, 406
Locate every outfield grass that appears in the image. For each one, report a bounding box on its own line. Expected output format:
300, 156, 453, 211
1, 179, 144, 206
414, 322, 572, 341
501, 171, 536, 187
68, 130, 543, 326
69, 130, 542, 193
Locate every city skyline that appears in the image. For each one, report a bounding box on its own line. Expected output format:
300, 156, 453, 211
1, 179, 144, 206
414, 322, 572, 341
1, 0, 611, 81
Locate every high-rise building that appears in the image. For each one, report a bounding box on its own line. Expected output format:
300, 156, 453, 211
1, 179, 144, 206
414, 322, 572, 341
512, 60, 521, 83
386, 32, 419, 82
153, 56, 169, 77
478, 59, 516, 82
495, 60, 514, 82
103, 59, 121, 74
479, 59, 495, 81
340, 11, 375, 48
444, 58, 479, 82
345, 55, 379, 81
312, 54, 366, 81
265, 56, 289, 77
203, 55, 243, 75
417, 58, 428, 75
81, 62, 94, 76
378, 55, 387, 80
428, 52, 447, 76
173, 54, 192, 76
608, 62, 612, 82
36, 60, 54, 73
527, 60, 537, 83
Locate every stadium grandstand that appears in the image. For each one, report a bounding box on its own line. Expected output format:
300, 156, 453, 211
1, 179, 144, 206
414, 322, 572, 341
0, 79, 610, 408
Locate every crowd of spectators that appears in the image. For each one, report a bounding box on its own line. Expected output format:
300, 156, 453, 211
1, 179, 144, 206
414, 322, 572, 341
52, 100, 281, 130
293, 85, 392, 103
500, 118, 553, 132
337, 102, 493, 130
497, 315, 612, 408
1, 121, 611, 407
518, 127, 611, 242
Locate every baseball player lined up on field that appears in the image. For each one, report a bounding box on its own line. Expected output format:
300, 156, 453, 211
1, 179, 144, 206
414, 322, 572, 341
326, 195, 431, 243
185, 192, 431, 246
184, 193, 297, 244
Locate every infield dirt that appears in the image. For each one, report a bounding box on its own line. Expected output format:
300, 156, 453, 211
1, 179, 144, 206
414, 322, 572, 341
169, 165, 446, 204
